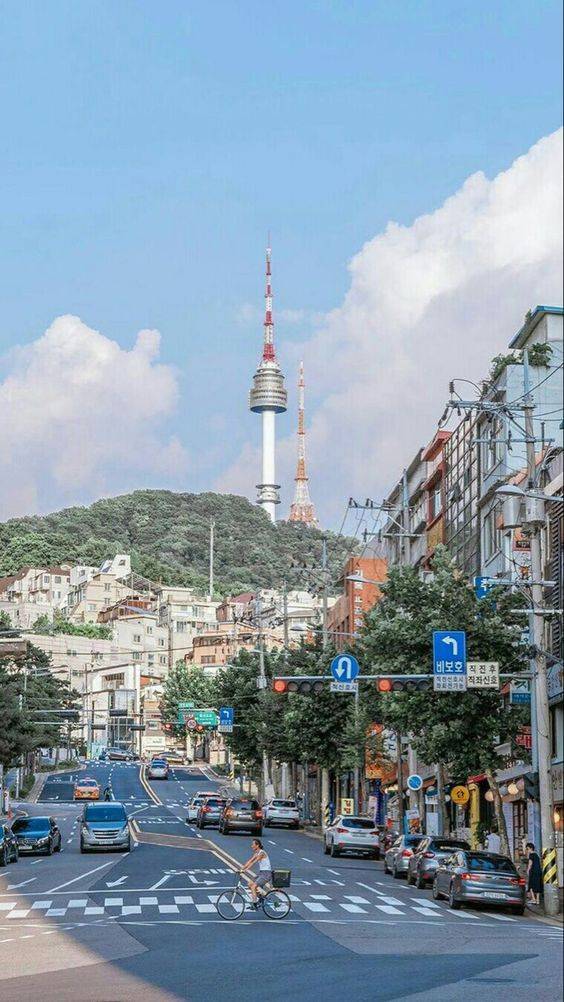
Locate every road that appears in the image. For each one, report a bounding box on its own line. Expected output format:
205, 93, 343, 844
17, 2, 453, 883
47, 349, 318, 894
0, 761, 561, 1001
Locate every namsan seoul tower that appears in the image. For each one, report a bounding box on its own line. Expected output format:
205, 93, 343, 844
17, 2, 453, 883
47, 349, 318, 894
249, 244, 287, 523
288, 361, 318, 527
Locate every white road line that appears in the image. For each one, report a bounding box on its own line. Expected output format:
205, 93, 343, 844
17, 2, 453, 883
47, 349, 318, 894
344, 896, 370, 905
303, 902, 330, 913
480, 912, 515, 922
158, 904, 179, 914
340, 903, 366, 914
412, 907, 442, 917
374, 905, 403, 915
47, 861, 114, 892
310, 895, 331, 901
378, 896, 404, 906
67, 899, 88, 908
327, 869, 340, 876
410, 898, 440, 908
267, 840, 276, 846
301, 858, 313, 863
149, 876, 171, 891
104, 898, 123, 907
283, 849, 294, 855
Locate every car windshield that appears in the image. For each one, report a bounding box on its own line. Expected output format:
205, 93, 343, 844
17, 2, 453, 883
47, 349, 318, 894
151, 760, 167, 766
272, 800, 296, 808
465, 853, 516, 873
231, 800, 259, 810
342, 818, 375, 830
79, 780, 98, 786
84, 806, 126, 822
432, 840, 470, 852
205, 799, 225, 807
12, 818, 50, 833
191, 797, 204, 805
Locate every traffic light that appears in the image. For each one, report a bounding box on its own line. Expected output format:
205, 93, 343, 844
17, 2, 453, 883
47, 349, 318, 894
376, 677, 430, 693
524, 771, 539, 800
272, 678, 325, 695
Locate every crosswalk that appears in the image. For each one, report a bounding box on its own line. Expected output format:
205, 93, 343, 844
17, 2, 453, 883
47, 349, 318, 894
0, 890, 522, 924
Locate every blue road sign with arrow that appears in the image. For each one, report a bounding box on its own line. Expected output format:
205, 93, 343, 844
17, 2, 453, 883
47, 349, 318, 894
219, 707, 234, 732
433, 631, 467, 691
330, 653, 360, 683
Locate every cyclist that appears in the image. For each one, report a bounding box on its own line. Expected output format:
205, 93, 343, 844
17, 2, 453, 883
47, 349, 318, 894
240, 838, 272, 909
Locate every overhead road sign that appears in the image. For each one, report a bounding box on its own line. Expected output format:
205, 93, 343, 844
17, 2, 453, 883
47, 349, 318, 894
407, 774, 423, 792
330, 653, 360, 684
467, 661, 499, 689
433, 631, 467, 691
193, 709, 218, 728
219, 707, 234, 733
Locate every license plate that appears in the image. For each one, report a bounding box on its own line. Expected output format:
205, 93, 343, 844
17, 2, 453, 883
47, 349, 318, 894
238, 814, 252, 819
483, 892, 506, 899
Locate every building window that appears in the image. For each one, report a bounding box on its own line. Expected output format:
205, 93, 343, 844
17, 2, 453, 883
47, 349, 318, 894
429, 484, 442, 521
146, 626, 153, 635
88, 603, 97, 611
54, 575, 62, 583
158, 638, 165, 647
133, 634, 142, 643
484, 509, 501, 562
104, 583, 111, 592
201, 655, 216, 664
159, 655, 167, 665
132, 652, 141, 661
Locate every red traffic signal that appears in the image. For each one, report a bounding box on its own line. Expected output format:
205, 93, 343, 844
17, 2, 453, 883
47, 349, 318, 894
376, 677, 430, 693
272, 678, 325, 695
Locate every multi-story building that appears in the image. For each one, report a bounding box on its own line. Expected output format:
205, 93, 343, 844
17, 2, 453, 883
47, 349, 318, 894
62, 555, 133, 624
383, 450, 427, 571
327, 555, 387, 648
156, 586, 220, 666
0, 565, 71, 626
420, 431, 451, 568
443, 411, 480, 577
186, 623, 257, 670
99, 597, 170, 678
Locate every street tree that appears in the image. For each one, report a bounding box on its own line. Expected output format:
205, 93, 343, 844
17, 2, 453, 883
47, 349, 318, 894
160, 662, 218, 738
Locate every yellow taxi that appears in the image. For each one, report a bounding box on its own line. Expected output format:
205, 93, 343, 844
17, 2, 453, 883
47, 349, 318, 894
73, 777, 101, 801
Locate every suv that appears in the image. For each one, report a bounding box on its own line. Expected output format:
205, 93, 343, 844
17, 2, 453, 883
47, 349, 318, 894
196, 796, 227, 829
407, 836, 471, 887
107, 748, 132, 762
263, 799, 300, 829
219, 798, 263, 836
147, 759, 169, 780
80, 802, 131, 853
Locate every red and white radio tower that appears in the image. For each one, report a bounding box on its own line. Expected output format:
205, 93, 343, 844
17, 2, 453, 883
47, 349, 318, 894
288, 361, 318, 527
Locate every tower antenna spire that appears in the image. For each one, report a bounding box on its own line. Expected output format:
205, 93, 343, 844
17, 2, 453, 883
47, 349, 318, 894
249, 240, 287, 523
288, 361, 318, 527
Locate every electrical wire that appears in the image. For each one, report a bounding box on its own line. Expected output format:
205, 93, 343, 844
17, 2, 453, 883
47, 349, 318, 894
504, 363, 563, 408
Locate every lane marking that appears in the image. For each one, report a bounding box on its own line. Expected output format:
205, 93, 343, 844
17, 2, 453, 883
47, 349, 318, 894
301, 858, 313, 863
46, 861, 114, 892
375, 905, 403, 915
327, 869, 340, 876
149, 876, 171, 891
303, 902, 330, 913
340, 903, 366, 913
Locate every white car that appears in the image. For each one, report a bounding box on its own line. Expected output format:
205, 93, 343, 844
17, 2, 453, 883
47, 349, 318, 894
263, 799, 300, 829
323, 816, 381, 859
186, 792, 216, 823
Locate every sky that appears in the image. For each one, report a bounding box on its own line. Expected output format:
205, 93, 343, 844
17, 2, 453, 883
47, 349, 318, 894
0, 1, 562, 525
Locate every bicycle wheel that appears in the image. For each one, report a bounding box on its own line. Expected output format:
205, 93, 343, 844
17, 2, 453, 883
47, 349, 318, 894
216, 890, 246, 920
262, 889, 291, 919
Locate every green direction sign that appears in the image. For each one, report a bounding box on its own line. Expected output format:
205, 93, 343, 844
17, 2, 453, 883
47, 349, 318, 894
179, 701, 195, 709
193, 709, 218, 728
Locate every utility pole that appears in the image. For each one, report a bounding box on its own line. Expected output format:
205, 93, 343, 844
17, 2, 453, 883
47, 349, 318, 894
396, 731, 405, 835
321, 536, 329, 649
208, 519, 215, 602
522, 349, 558, 916
255, 592, 271, 801
402, 468, 420, 819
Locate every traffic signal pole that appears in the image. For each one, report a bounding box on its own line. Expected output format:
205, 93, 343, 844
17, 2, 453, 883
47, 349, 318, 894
522, 351, 558, 916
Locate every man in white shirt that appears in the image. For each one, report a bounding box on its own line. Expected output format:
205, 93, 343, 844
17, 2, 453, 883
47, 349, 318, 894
485, 829, 502, 854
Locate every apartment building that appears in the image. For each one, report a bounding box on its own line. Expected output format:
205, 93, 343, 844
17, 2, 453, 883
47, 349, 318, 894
0, 565, 71, 627
156, 586, 220, 665
99, 597, 169, 678
327, 554, 387, 648
62, 555, 133, 623
186, 623, 257, 670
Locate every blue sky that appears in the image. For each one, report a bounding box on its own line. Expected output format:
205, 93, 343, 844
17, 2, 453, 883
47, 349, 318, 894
1, 2, 562, 524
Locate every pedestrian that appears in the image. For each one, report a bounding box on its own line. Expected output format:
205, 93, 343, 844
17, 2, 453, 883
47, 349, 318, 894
485, 828, 501, 854
525, 842, 542, 905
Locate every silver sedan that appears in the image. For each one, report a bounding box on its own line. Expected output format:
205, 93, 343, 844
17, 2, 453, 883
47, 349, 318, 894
433, 849, 526, 914
384, 834, 426, 877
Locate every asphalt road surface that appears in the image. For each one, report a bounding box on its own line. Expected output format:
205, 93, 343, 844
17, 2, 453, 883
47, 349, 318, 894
0, 761, 561, 1001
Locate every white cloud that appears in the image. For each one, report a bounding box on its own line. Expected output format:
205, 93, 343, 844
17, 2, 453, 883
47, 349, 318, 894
0, 315, 189, 519
220, 129, 563, 524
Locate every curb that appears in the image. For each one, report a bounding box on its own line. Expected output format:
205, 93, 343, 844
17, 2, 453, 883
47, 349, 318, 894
524, 905, 564, 927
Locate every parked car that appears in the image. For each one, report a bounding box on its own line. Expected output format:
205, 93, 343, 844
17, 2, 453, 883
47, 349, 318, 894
74, 777, 101, 801
263, 798, 300, 829
165, 750, 190, 765
407, 836, 471, 888
433, 849, 526, 914
147, 758, 169, 780
196, 796, 227, 829
323, 815, 380, 859
384, 834, 426, 877
11, 816, 61, 855
0, 824, 19, 866
80, 802, 131, 853
220, 798, 263, 835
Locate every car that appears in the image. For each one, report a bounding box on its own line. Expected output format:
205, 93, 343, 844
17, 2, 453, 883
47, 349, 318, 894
384, 834, 426, 877
11, 816, 62, 855
407, 836, 471, 888
323, 815, 381, 859
73, 777, 101, 800
79, 801, 131, 853
107, 748, 133, 762
147, 758, 169, 780
0, 824, 19, 866
196, 796, 227, 829
263, 798, 300, 829
219, 798, 263, 835
186, 795, 208, 822
433, 849, 526, 914
164, 751, 189, 765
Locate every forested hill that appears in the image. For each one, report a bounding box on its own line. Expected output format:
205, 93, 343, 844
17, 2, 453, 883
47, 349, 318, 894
0, 491, 356, 596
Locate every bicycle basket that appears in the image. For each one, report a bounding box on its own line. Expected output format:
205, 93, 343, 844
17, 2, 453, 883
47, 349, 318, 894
272, 869, 291, 888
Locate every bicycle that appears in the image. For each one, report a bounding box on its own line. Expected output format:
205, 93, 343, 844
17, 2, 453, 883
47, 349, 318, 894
215, 872, 291, 921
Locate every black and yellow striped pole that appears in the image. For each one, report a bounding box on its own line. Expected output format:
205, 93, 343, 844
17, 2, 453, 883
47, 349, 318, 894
323, 803, 331, 828
542, 847, 558, 887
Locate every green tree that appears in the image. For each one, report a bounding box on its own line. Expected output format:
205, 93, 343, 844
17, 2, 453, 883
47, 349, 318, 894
358, 548, 528, 850
160, 662, 218, 738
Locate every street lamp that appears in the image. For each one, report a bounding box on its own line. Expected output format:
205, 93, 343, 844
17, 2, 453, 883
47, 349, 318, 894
345, 573, 386, 586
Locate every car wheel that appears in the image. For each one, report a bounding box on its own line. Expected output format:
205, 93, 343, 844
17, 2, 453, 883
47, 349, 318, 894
293, 822, 300, 830
330, 842, 340, 858
384, 861, 390, 874
415, 871, 425, 890
124, 840, 131, 853
323, 839, 330, 855
392, 865, 401, 879
432, 879, 441, 900
511, 905, 525, 916
54, 837, 61, 853
448, 884, 461, 910
80, 841, 88, 854
47, 841, 54, 856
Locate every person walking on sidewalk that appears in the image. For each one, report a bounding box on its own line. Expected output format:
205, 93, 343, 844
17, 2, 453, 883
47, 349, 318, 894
485, 828, 501, 854
525, 842, 542, 905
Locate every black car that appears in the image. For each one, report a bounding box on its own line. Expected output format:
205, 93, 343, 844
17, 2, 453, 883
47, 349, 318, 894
11, 816, 62, 855
219, 798, 263, 836
0, 824, 19, 866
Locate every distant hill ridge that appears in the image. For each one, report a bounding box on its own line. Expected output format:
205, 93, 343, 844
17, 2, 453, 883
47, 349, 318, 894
0, 490, 355, 596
